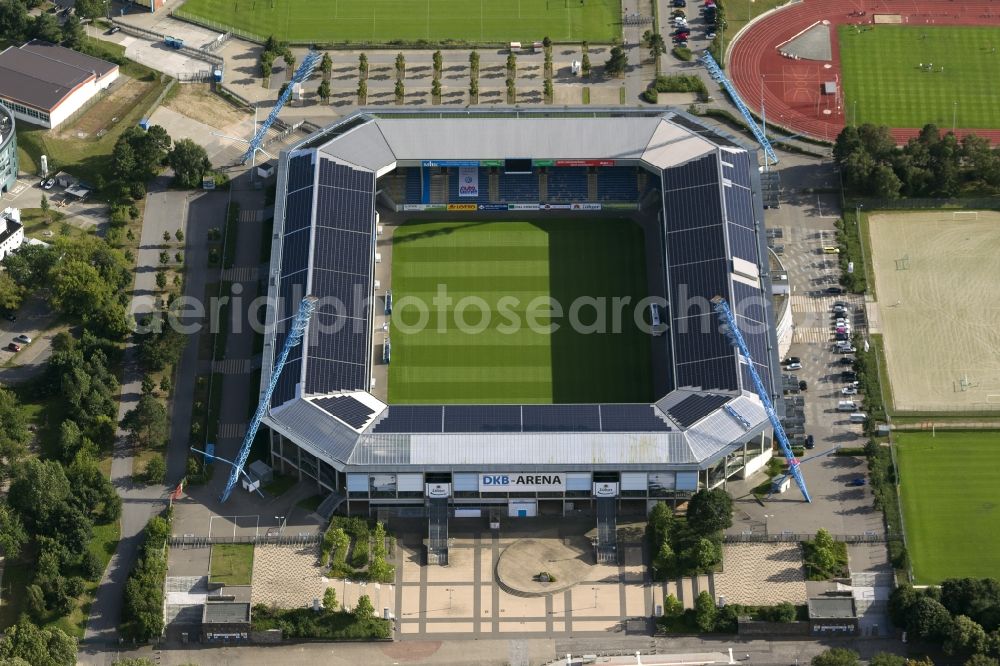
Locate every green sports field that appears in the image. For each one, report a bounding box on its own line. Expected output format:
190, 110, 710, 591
839, 25, 1000, 129
387, 219, 652, 405
895, 431, 1000, 583
177, 0, 620, 44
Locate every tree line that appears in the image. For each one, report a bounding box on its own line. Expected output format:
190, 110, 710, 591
835, 124, 1000, 198
648, 488, 732, 580
890, 578, 1000, 661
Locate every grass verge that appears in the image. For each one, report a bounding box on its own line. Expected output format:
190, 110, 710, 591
210, 543, 254, 586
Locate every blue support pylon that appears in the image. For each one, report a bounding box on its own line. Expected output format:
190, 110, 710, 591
712, 296, 811, 502
220, 295, 318, 503
700, 51, 779, 166
240, 50, 321, 165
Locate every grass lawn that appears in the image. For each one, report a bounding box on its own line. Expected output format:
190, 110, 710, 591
839, 25, 1000, 129
895, 431, 1000, 583
176, 0, 620, 43
209, 544, 255, 586
388, 219, 652, 404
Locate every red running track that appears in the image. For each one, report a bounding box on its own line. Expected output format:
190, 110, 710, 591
728, 0, 1000, 145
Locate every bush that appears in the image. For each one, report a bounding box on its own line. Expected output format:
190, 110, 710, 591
672, 46, 692, 61
350, 536, 369, 569
251, 603, 391, 639
651, 74, 707, 96
121, 511, 172, 641
142, 454, 166, 485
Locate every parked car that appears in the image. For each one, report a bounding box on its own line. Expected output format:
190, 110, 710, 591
835, 332, 849, 341
6, 343, 20, 352
835, 326, 850, 335
837, 345, 857, 354
841, 386, 858, 396
706, 32, 717, 39
786, 362, 802, 370
41, 178, 54, 190
833, 301, 849, 308
672, 0, 686, 6
839, 356, 855, 365
108, 25, 121, 34
826, 286, 846, 295
783, 356, 801, 365
847, 477, 866, 487
13, 334, 31, 344
842, 371, 858, 381
805, 434, 815, 449
798, 380, 808, 391
671, 8, 686, 16
675, 40, 688, 47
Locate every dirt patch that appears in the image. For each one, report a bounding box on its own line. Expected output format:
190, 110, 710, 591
165, 83, 249, 132
869, 211, 1000, 412
56, 75, 153, 140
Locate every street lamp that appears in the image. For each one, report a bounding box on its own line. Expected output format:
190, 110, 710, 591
446, 587, 454, 610
763, 513, 773, 537
853, 99, 857, 126
592, 586, 599, 609
274, 515, 286, 534
953, 100, 958, 133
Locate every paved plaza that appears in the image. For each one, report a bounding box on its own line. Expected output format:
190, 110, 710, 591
712, 544, 808, 606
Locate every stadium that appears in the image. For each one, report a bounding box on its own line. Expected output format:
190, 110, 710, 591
261, 109, 781, 559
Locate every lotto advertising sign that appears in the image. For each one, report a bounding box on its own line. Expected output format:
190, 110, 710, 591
458, 166, 479, 198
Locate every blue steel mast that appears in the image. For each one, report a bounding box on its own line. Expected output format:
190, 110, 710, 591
220, 295, 318, 502
240, 50, 321, 165
700, 51, 779, 166
711, 296, 812, 502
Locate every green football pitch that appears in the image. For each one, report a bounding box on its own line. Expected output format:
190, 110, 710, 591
387, 219, 652, 405
838, 25, 1000, 129
895, 431, 1000, 583
177, 0, 621, 44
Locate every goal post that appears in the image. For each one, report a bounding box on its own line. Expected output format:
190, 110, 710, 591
952, 211, 979, 222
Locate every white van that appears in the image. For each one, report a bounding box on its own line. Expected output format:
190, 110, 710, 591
837, 400, 857, 412
849, 412, 867, 423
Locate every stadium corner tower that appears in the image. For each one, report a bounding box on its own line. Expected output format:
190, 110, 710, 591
262, 109, 782, 549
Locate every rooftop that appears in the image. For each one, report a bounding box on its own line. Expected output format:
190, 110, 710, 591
203, 602, 251, 624
0, 40, 117, 112
0, 104, 11, 147
0, 216, 22, 246
807, 596, 856, 619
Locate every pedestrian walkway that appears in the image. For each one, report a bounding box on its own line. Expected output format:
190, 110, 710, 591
221, 265, 260, 282
213, 358, 252, 374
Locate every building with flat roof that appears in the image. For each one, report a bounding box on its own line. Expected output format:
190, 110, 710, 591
0, 104, 14, 192
0, 40, 119, 129
0, 207, 22, 260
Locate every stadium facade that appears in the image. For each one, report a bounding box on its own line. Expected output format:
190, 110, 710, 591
0, 103, 15, 193
262, 109, 781, 523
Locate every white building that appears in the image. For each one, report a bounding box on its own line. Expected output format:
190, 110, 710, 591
0, 207, 23, 261
0, 40, 119, 129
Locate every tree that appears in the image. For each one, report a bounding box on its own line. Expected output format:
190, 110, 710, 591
32, 13, 61, 43
166, 139, 211, 189
652, 541, 675, 580
395, 52, 405, 80
432, 50, 443, 77
260, 50, 275, 79
907, 596, 953, 642
0, 618, 76, 666
318, 79, 331, 103
469, 50, 480, 76
694, 590, 716, 632
889, 583, 921, 628
543, 78, 553, 100
0, 388, 30, 477
645, 30, 667, 64
686, 488, 733, 535
354, 594, 375, 620
357, 79, 367, 103
174, 228, 184, 242
358, 52, 368, 79
0, 273, 21, 312
871, 163, 902, 199
506, 52, 517, 78
604, 46, 627, 77
320, 52, 332, 78
0, 0, 30, 43
684, 537, 721, 571
946, 615, 988, 655
506, 77, 516, 102
966, 656, 1000, 666
122, 393, 169, 448
0, 503, 26, 559
25, 584, 45, 620
772, 601, 797, 623
40, 194, 50, 222
662, 593, 683, 618
469, 80, 478, 100
143, 454, 166, 484
282, 49, 295, 70
542, 35, 552, 48
323, 586, 338, 611
74, 0, 106, 20
431, 79, 441, 99
8, 458, 71, 532
868, 654, 906, 666
394, 80, 404, 104
60, 13, 84, 49
811, 649, 859, 666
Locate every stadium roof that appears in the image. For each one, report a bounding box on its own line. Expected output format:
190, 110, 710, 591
316, 112, 727, 174
0, 40, 117, 112
262, 109, 780, 471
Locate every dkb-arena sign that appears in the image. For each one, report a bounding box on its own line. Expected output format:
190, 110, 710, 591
479, 473, 565, 492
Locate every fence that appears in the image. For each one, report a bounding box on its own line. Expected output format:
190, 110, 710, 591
110, 17, 224, 67
851, 196, 1000, 211
169, 533, 321, 547
723, 532, 893, 544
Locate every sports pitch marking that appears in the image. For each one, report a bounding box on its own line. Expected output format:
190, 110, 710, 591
839, 25, 1000, 129
896, 431, 1000, 583
177, 0, 620, 43
867, 211, 1000, 412
387, 219, 652, 405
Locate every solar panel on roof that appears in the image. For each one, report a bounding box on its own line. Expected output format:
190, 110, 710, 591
284, 187, 314, 235
372, 405, 444, 433
522, 405, 600, 432
666, 393, 732, 428
280, 229, 311, 277
271, 357, 302, 407
287, 154, 314, 192
727, 223, 759, 264
313, 227, 372, 275
277, 271, 308, 322
676, 357, 739, 392
599, 404, 672, 431
305, 358, 366, 393
667, 225, 727, 265
314, 395, 375, 429
443, 405, 521, 432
